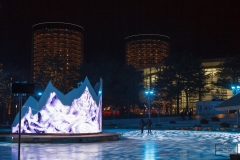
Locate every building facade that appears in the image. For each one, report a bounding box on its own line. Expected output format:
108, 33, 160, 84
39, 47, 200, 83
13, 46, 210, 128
125, 34, 170, 69
138, 58, 233, 115
125, 34, 233, 115
32, 22, 84, 93
179, 58, 232, 113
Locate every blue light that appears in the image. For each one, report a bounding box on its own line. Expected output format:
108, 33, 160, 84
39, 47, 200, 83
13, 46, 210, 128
38, 92, 42, 96
232, 86, 235, 89
237, 86, 240, 89
145, 90, 154, 95
99, 91, 102, 94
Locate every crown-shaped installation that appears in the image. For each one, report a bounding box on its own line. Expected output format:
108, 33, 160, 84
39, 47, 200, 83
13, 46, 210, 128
12, 77, 102, 134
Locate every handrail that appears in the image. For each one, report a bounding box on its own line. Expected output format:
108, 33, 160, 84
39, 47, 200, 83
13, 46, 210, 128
0, 124, 11, 128
215, 141, 238, 156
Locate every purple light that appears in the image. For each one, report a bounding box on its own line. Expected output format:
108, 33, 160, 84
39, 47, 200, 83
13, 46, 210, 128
12, 87, 102, 134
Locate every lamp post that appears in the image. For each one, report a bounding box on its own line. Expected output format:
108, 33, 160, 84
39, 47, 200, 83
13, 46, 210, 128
37, 92, 42, 100
198, 106, 200, 125
157, 109, 160, 124
231, 85, 240, 96
112, 109, 116, 125
231, 85, 240, 127
145, 90, 154, 119
12, 81, 34, 160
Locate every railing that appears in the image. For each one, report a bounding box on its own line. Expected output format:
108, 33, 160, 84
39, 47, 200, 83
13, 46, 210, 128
0, 124, 11, 129
215, 141, 239, 156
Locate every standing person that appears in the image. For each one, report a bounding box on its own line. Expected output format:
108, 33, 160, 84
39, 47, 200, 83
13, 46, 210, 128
188, 109, 192, 120
146, 118, 152, 133
180, 109, 185, 120
165, 106, 169, 115
139, 118, 145, 134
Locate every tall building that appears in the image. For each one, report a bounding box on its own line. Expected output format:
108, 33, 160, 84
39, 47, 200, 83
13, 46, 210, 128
125, 34, 170, 68
125, 35, 232, 115
125, 34, 170, 89
32, 22, 84, 93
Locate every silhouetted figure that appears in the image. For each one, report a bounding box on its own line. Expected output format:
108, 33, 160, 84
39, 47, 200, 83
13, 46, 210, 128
146, 118, 152, 133
188, 109, 192, 120
166, 106, 169, 115
139, 118, 145, 134
180, 110, 185, 120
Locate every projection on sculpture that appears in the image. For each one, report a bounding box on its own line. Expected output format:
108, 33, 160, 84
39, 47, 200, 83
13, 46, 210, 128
12, 77, 102, 134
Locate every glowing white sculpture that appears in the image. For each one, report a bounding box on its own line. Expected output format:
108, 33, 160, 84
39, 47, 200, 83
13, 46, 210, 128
12, 77, 102, 134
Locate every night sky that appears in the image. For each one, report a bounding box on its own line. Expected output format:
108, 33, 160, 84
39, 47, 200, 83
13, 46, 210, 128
0, 0, 240, 71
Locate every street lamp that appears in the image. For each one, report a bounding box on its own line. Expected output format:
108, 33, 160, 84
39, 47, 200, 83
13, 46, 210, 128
12, 81, 34, 160
157, 109, 160, 124
231, 85, 240, 96
112, 109, 116, 125
36, 91, 42, 100
231, 85, 240, 127
145, 90, 154, 119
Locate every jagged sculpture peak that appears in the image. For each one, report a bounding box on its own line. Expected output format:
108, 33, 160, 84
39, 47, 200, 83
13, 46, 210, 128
12, 77, 102, 134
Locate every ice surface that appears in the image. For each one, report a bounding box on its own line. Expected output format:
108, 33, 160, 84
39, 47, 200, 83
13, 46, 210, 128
0, 129, 238, 160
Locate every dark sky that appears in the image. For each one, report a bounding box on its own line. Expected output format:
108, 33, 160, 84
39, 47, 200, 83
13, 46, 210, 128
0, 0, 240, 71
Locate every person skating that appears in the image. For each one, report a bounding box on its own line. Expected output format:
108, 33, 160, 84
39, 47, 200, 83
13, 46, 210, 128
188, 109, 192, 120
146, 118, 152, 133
139, 118, 145, 134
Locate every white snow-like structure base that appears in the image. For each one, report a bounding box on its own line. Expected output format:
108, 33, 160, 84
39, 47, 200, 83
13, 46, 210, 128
12, 77, 102, 134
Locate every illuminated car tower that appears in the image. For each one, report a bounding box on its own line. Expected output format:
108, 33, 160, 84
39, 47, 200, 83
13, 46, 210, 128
125, 34, 170, 68
125, 34, 170, 90
32, 22, 84, 92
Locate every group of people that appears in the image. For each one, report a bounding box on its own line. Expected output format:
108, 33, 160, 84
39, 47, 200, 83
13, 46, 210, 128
180, 109, 192, 120
139, 109, 193, 133
139, 118, 152, 134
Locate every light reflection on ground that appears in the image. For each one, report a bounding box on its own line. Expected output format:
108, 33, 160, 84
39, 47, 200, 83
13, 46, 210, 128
0, 129, 237, 160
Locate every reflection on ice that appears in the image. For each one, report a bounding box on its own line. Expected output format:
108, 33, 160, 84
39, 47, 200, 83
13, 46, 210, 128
123, 130, 240, 157
123, 130, 240, 144
144, 141, 156, 160
0, 129, 239, 160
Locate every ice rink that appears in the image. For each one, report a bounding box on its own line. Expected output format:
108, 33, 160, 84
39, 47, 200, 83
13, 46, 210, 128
0, 129, 239, 160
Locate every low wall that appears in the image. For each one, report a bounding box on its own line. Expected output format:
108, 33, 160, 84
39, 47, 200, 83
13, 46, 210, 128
103, 116, 190, 125
102, 114, 238, 126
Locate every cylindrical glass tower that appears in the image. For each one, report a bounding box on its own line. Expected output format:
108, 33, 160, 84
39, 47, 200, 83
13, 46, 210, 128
125, 34, 170, 68
32, 22, 84, 93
